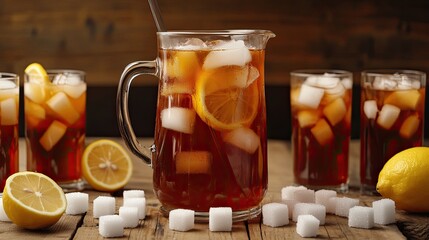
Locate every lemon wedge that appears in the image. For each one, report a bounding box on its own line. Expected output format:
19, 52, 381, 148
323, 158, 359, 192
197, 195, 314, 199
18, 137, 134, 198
2, 171, 66, 229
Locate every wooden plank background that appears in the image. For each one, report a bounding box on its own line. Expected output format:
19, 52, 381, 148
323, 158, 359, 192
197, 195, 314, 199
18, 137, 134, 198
1, 0, 429, 86
2, 0, 429, 138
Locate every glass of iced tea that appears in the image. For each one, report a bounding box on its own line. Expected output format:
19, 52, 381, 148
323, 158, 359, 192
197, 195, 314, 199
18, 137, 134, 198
117, 30, 274, 221
25, 66, 86, 191
0, 73, 19, 192
360, 70, 426, 195
290, 70, 353, 192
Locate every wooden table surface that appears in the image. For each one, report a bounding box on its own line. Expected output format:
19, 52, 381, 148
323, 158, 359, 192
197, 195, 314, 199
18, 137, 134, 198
1, 138, 428, 239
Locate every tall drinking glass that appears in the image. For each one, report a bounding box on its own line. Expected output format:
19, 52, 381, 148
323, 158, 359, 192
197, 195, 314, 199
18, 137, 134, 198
25, 70, 86, 191
360, 70, 426, 195
117, 30, 275, 221
0, 73, 19, 192
290, 70, 353, 192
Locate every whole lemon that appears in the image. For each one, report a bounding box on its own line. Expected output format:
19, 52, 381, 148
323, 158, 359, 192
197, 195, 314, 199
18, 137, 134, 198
377, 147, 429, 212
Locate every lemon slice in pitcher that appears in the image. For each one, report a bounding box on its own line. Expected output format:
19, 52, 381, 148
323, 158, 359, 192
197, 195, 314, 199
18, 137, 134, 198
82, 139, 133, 192
2, 171, 66, 229
193, 67, 259, 131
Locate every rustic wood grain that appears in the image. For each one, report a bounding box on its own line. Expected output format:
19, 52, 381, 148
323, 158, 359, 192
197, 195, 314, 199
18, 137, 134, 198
4, 138, 428, 239
2, 0, 429, 86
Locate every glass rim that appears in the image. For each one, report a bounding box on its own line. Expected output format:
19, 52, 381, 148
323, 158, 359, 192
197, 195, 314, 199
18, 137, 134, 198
0, 72, 19, 80
361, 69, 426, 77
46, 69, 86, 76
157, 29, 275, 37
290, 69, 352, 77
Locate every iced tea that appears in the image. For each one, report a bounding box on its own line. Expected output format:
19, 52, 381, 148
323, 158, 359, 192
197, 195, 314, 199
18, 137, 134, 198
25, 69, 86, 190
0, 73, 19, 191
360, 70, 426, 194
153, 39, 267, 213
290, 70, 353, 191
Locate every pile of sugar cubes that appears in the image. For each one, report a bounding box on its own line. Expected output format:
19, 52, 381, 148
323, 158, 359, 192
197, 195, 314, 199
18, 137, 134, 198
261, 185, 396, 238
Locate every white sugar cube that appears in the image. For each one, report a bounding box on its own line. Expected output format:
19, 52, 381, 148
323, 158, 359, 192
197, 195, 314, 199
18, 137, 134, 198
297, 84, 324, 109
293, 203, 326, 225
364, 100, 378, 119
99, 215, 124, 238
281, 185, 307, 200
169, 209, 195, 232
222, 127, 260, 154
282, 199, 299, 219
262, 203, 289, 227
93, 196, 115, 218
336, 197, 359, 217
65, 192, 88, 215
372, 199, 396, 225
377, 104, 400, 130
0, 199, 11, 222
161, 107, 196, 134
315, 189, 337, 209
119, 206, 139, 228
296, 215, 320, 238
209, 207, 232, 232
123, 197, 146, 219
123, 190, 145, 199
294, 189, 315, 203
348, 206, 374, 229
203, 40, 251, 69
327, 197, 340, 214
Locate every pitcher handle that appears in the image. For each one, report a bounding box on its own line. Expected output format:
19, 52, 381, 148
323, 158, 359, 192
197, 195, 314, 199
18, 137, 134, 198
116, 60, 158, 166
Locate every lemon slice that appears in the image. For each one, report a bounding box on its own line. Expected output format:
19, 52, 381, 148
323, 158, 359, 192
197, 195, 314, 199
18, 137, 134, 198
2, 171, 66, 229
24, 63, 49, 83
82, 139, 133, 192
193, 67, 259, 131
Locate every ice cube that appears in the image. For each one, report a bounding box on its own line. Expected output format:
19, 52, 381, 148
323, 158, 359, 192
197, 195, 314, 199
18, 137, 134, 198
341, 78, 353, 89
24, 82, 46, 104
315, 75, 340, 89
119, 206, 139, 228
399, 114, 420, 139
169, 209, 195, 232
165, 51, 199, 81
412, 80, 421, 89
175, 151, 211, 174
63, 83, 86, 99
65, 192, 88, 215
293, 203, 326, 225
209, 207, 232, 232
384, 90, 421, 110
296, 215, 320, 238
123, 190, 145, 199
297, 84, 325, 109
281, 185, 308, 200
322, 82, 346, 104
373, 76, 398, 90
0, 81, 18, 97
177, 38, 207, 50
99, 215, 124, 238
335, 197, 359, 218
39, 120, 67, 151
363, 100, 378, 119
93, 196, 116, 218
0, 80, 16, 89
262, 203, 289, 227
25, 100, 46, 120
348, 206, 374, 229
203, 40, 251, 69
322, 98, 347, 126
46, 92, 80, 125
223, 127, 260, 154
310, 119, 334, 146
203, 66, 259, 96
161, 107, 196, 134
377, 104, 400, 130
372, 198, 396, 225
123, 197, 146, 219
0, 98, 18, 125
315, 190, 337, 209
297, 110, 319, 128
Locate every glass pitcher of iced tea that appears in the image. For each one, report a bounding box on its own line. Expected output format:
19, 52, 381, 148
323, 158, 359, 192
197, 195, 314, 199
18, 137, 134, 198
117, 30, 274, 221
